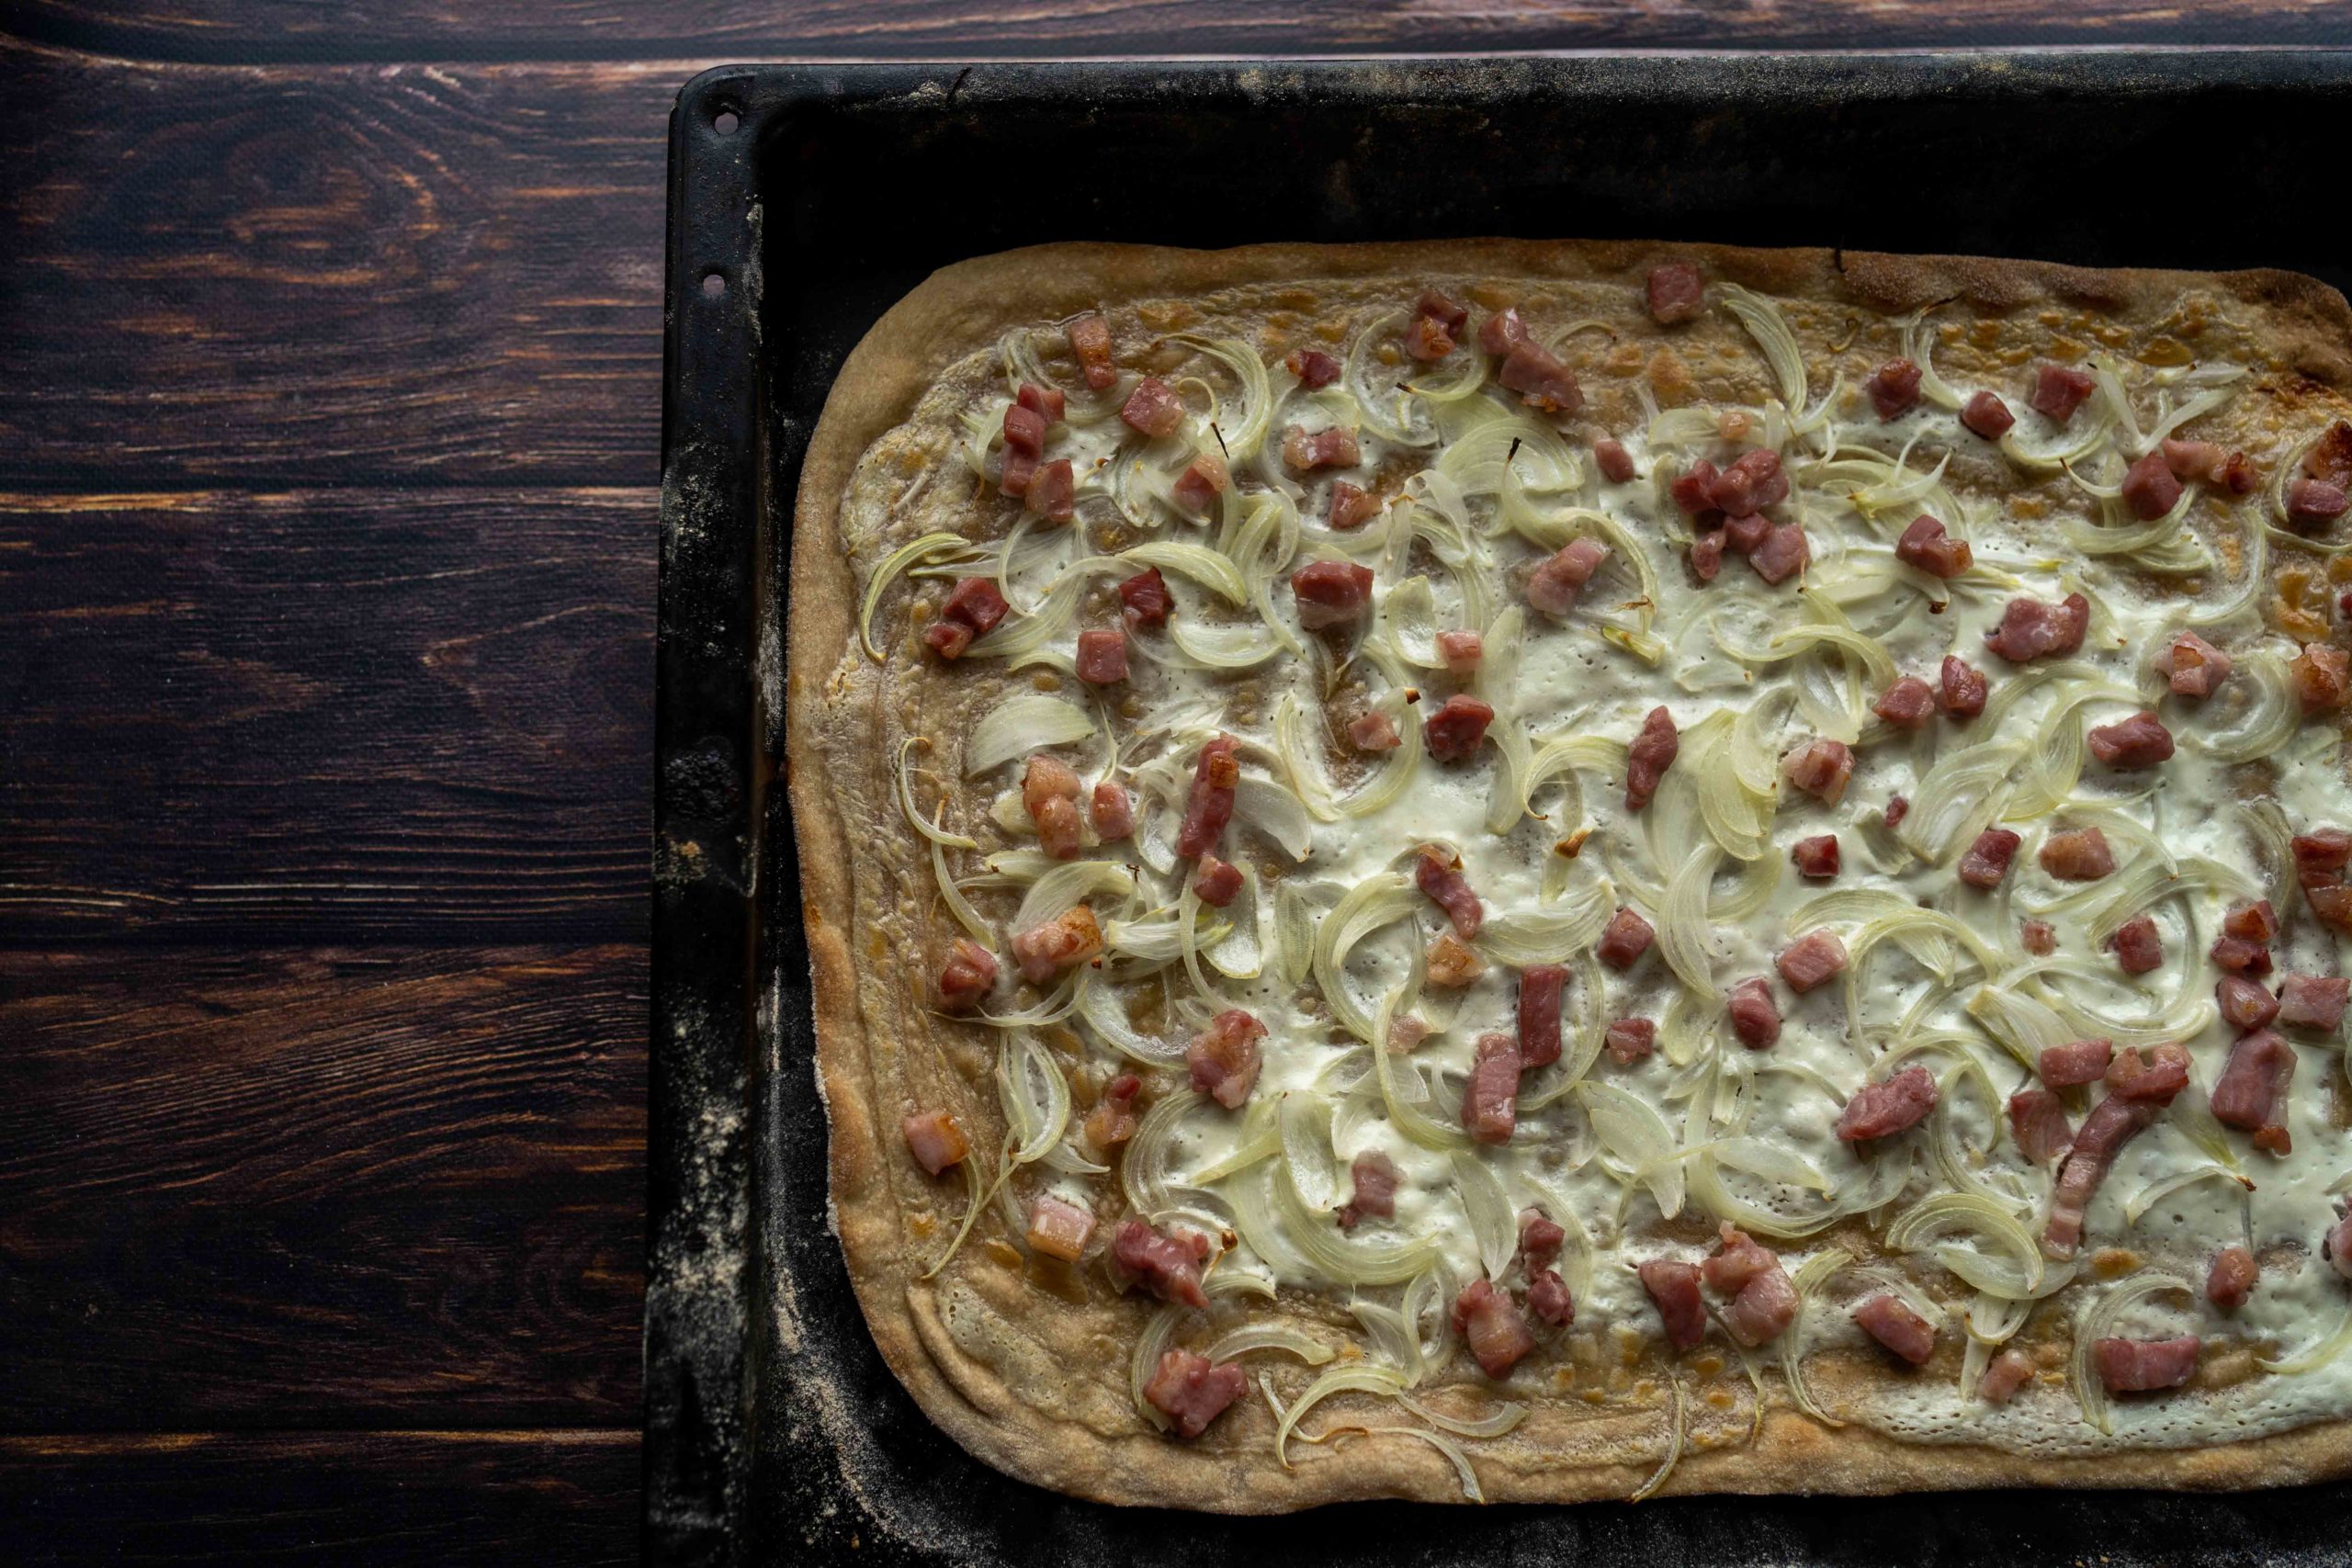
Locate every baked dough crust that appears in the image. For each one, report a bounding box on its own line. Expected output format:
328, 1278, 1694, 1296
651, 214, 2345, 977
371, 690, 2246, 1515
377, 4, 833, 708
786, 239, 2352, 1508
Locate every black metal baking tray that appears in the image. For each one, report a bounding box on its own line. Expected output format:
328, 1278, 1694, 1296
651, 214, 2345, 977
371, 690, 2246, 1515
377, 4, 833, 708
653, 52, 2352, 1567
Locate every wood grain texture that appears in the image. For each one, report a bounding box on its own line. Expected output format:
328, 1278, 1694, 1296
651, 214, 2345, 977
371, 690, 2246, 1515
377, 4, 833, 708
0, 488, 653, 942
10, 0, 2348, 62
0, 944, 644, 1429
0, 39, 675, 488
0, 1430, 638, 1566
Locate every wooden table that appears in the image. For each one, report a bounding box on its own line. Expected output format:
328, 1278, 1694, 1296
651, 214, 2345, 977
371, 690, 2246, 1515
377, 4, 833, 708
2, 5, 2343, 1562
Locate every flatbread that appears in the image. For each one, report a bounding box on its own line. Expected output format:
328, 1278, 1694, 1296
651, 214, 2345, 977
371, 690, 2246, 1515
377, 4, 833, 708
787, 240, 2352, 1508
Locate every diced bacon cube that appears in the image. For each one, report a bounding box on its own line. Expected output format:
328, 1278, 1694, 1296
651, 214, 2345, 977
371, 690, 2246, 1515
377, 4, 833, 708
2021, 919, 2056, 955
1328, 479, 1382, 530
1748, 523, 1810, 584
1022, 753, 1086, 861
1416, 290, 1469, 334
2289, 478, 2349, 526
1723, 512, 1771, 553
1939, 654, 1989, 718
2217, 974, 2281, 1032
1143, 1349, 1246, 1438
1285, 345, 1342, 389
1291, 559, 1374, 629
1646, 262, 1704, 324
1781, 738, 1854, 806
1076, 627, 1128, 685
2206, 1246, 2259, 1311
1191, 853, 1243, 908
1017, 381, 1066, 423
1114, 1219, 1212, 1307
1499, 342, 1583, 413
1727, 976, 1781, 1049
2039, 1037, 2115, 1088
2039, 827, 2116, 882
2007, 1087, 2074, 1163
1119, 376, 1186, 438
1709, 450, 1789, 519
1597, 907, 1656, 970
1670, 458, 1720, 516
1423, 694, 1496, 762
1606, 1017, 1657, 1065
2227, 899, 2283, 941
2290, 642, 2350, 713
1462, 1032, 1522, 1145
1118, 566, 1171, 629
1002, 400, 1047, 457
2093, 1336, 2200, 1393
1426, 931, 1487, 989
1452, 1277, 1536, 1376
1866, 358, 1923, 420
1639, 1258, 1707, 1348
1090, 781, 1134, 840
1958, 829, 2022, 890
2120, 450, 2185, 521
937, 937, 1000, 1012
2155, 631, 2232, 697
2278, 974, 2350, 1031
1337, 1150, 1399, 1228
2164, 438, 2255, 494
1690, 527, 1726, 582
1170, 449, 1229, 514
1023, 457, 1075, 523
1527, 536, 1610, 618
940, 576, 1009, 639
1884, 795, 1910, 829
1625, 705, 1679, 810
1593, 436, 1637, 484
1026, 1194, 1096, 1260
1437, 629, 1484, 675
1837, 1066, 1939, 1142
1791, 834, 1840, 879
1984, 592, 2089, 663
1873, 675, 1936, 729
1415, 845, 1484, 939
1705, 1224, 1798, 1347
1067, 312, 1118, 390
2107, 1041, 2191, 1103
1776, 928, 1849, 993
2030, 363, 2097, 423
1186, 1008, 1266, 1109
902, 1109, 971, 1175
1477, 307, 1530, 355
1283, 423, 1361, 472
2105, 913, 2163, 975
2304, 421, 2352, 487
1517, 964, 1566, 1069
1854, 1293, 1938, 1364
1349, 708, 1400, 752
1012, 905, 1103, 983
1980, 1348, 2035, 1404
1528, 1269, 1575, 1326
1961, 390, 2015, 439
2211, 1025, 2296, 1152
1895, 513, 1973, 578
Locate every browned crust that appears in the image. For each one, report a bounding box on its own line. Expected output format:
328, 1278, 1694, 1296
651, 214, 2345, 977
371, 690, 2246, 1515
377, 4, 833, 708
786, 238, 2352, 1510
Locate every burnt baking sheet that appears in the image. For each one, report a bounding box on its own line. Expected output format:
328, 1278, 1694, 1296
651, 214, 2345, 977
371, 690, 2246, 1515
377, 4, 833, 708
653, 52, 2352, 1567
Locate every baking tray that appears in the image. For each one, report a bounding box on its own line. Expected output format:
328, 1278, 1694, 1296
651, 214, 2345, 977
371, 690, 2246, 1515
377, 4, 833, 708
652, 52, 2352, 1567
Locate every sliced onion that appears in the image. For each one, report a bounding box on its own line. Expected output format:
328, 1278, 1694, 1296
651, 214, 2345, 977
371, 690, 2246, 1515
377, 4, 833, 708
1628, 1377, 1688, 1502
931, 833, 993, 942
1479, 880, 1611, 965
1451, 1151, 1519, 1282
1885, 1190, 2045, 1297
1581, 1080, 1684, 1219
1012, 860, 1134, 933
1658, 843, 1724, 998
1274, 691, 1343, 824
1897, 742, 2026, 864
861, 532, 978, 660
1780, 1247, 1854, 1427
1719, 284, 1809, 409
2069, 1272, 2193, 1435
1313, 874, 1419, 1043
965, 694, 1096, 776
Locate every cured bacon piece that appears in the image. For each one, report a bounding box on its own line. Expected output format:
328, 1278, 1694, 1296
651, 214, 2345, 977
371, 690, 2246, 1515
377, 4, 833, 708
2105, 913, 2162, 975
1777, 928, 1849, 993
1285, 345, 1342, 389
1722, 512, 1770, 553
2021, 919, 2057, 955
1423, 694, 1497, 762
1176, 734, 1239, 858
1984, 592, 2089, 663
1023, 457, 1075, 523
1186, 1008, 1265, 1109
1958, 829, 2023, 889
2040, 827, 2116, 881
1854, 1294, 1938, 1365
2155, 631, 2232, 697
1606, 1017, 1657, 1065
902, 1110, 970, 1176
1462, 1032, 1523, 1145
1837, 1066, 1939, 1142
1639, 1258, 1708, 1349
2211, 1027, 2295, 1152
1689, 528, 1726, 582
2207, 1245, 2258, 1311
1781, 738, 1854, 806
1003, 400, 1047, 457
1338, 1149, 1399, 1229
1961, 389, 2015, 440
1980, 1348, 2034, 1405
1709, 450, 1789, 518
1191, 853, 1243, 908
1646, 262, 1704, 324
1085, 1072, 1142, 1151
1170, 449, 1229, 514
1791, 834, 1840, 879
2106, 1042, 2190, 1102
1120, 377, 1187, 439
1625, 706, 1679, 811
1283, 424, 1362, 471
1426, 931, 1488, 989
2030, 362, 2097, 423
2008, 1088, 2074, 1163
2290, 642, 2350, 713
2278, 974, 2350, 1031
1328, 479, 1383, 530
1593, 436, 1637, 484
1703, 1224, 1798, 1347
1939, 654, 1989, 719
1727, 976, 1781, 1050
1404, 312, 1454, 362
1452, 1278, 1536, 1377
1026, 1194, 1097, 1260
1023, 754, 1086, 861
2226, 898, 2281, 940
1873, 675, 1936, 729
1415, 847, 1484, 939
2120, 450, 2184, 520
1749, 523, 1811, 584
2163, 438, 2256, 494
1670, 459, 1721, 517
2295, 829, 2352, 886
2217, 975, 2280, 1032
1866, 358, 1923, 420
1016, 381, 1066, 423
2306, 420, 2352, 488
2093, 1336, 2199, 1393
1143, 1349, 1247, 1438
1090, 781, 1135, 840
1895, 513, 1973, 578
926, 576, 1011, 660
1349, 708, 1400, 752
1067, 312, 1119, 391
997, 444, 1035, 500
1517, 963, 1566, 1068
1118, 566, 1172, 629
1437, 629, 1484, 674
2288, 478, 2350, 526
1076, 627, 1129, 685
1528, 1269, 1575, 1326
2044, 1092, 2166, 1258
1498, 340, 1583, 414
2087, 712, 2174, 768
1114, 1219, 1212, 1307
1597, 906, 1656, 970
2330, 1212, 2352, 1280
938, 938, 1000, 1013
1884, 795, 1911, 829
2040, 1037, 2114, 1088
2212, 902, 2278, 975
1012, 905, 1103, 984
1519, 1210, 1566, 1270
1389, 1014, 1432, 1053
1417, 289, 1469, 334
1291, 559, 1375, 629
1527, 536, 1609, 617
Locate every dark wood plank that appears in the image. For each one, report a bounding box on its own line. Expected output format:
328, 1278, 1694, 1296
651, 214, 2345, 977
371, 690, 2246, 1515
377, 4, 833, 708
0, 944, 643, 1429
0, 39, 673, 488
0, 488, 653, 942
10, 0, 2348, 62
2, 1429, 638, 1567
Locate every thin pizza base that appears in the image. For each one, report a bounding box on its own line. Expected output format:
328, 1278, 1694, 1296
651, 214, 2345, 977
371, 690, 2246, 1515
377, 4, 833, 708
786, 239, 2352, 1509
